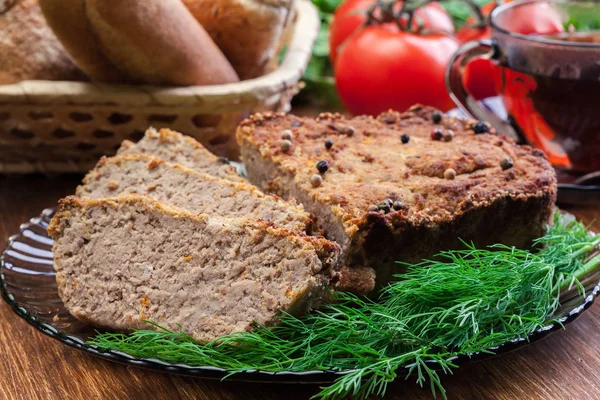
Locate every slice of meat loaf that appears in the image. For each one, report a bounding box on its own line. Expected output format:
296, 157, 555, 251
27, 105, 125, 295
76, 153, 312, 234
237, 105, 557, 289
48, 195, 341, 342
118, 127, 244, 182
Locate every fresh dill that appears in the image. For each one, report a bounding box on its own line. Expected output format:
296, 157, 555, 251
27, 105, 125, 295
88, 213, 600, 399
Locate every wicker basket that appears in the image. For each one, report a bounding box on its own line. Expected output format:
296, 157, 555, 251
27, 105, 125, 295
0, 1, 319, 174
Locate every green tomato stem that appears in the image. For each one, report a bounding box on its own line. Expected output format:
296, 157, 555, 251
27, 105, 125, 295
461, 0, 487, 28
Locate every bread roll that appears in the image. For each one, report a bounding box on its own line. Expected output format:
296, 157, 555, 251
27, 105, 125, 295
38, 0, 127, 83
0, 0, 17, 13
182, 0, 295, 80
0, 0, 86, 84
85, 0, 239, 86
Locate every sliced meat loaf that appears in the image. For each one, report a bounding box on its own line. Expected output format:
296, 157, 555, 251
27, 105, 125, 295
237, 105, 557, 290
76, 154, 312, 234
48, 195, 341, 342
118, 127, 244, 182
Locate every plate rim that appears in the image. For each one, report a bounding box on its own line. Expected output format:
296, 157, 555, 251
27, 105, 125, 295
1, 208, 599, 384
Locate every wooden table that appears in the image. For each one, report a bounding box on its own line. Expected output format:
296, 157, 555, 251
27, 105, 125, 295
1, 174, 599, 400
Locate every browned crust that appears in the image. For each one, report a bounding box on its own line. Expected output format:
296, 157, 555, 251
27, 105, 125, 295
236, 105, 556, 234
354, 191, 554, 286
80, 153, 264, 198
116, 139, 134, 152
115, 128, 206, 154
116, 127, 243, 182
236, 105, 557, 288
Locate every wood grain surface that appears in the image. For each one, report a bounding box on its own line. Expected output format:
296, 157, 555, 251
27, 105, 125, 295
1, 174, 599, 400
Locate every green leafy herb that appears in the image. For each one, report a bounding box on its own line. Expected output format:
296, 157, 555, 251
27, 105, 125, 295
441, 0, 492, 27
299, 0, 340, 85
296, 3, 342, 109
312, 0, 344, 14
89, 213, 600, 400
563, 4, 600, 32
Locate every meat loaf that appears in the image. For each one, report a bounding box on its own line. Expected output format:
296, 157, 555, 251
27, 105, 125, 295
118, 127, 244, 182
76, 153, 312, 234
237, 105, 557, 289
48, 195, 341, 342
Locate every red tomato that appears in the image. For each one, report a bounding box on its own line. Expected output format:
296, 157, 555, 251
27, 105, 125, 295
460, 58, 497, 101
335, 26, 459, 115
456, 2, 497, 100
412, 3, 455, 33
329, 0, 373, 64
329, 0, 454, 64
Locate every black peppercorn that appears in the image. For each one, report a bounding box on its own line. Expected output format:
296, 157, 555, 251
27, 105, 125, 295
316, 160, 329, 174
377, 202, 391, 213
393, 200, 404, 210
325, 139, 333, 149
384, 198, 393, 207
432, 110, 442, 124
500, 157, 514, 170
401, 133, 410, 144
473, 121, 489, 134
431, 128, 443, 141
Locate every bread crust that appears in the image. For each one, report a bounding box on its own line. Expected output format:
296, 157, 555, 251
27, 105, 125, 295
116, 127, 245, 182
84, 0, 239, 85
182, 0, 295, 80
38, 0, 127, 82
0, 0, 86, 84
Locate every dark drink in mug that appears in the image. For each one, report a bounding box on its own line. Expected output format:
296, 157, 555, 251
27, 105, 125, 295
447, 0, 600, 174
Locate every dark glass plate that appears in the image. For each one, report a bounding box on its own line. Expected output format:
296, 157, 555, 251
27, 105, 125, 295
1, 209, 599, 384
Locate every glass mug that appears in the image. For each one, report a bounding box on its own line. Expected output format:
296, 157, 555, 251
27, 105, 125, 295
447, 0, 600, 175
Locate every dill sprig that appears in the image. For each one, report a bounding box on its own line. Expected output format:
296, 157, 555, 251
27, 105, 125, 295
88, 213, 600, 400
